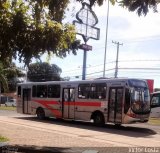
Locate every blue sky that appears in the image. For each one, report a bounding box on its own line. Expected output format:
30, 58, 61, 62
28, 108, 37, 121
20, 1, 160, 88
48, 1, 160, 88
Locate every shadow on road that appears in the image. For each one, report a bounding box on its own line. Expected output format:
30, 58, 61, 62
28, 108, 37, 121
14, 116, 157, 138
0, 145, 132, 153
0, 145, 71, 153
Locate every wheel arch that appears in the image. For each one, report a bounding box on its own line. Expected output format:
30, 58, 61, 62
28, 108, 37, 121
90, 110, 104, 120
36, 107, 45, 120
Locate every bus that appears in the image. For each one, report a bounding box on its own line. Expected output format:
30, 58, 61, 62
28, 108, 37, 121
17, 78, 151, 126
150, 91, 160, 118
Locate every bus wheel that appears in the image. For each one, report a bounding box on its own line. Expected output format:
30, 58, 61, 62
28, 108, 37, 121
93, 113, 105, 126
115, 124, 121, 128
36, 108, 45, 120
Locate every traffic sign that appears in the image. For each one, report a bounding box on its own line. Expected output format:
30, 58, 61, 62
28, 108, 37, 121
79, 44, 92, 51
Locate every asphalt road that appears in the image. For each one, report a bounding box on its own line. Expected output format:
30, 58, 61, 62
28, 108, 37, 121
0, 110, 160, 153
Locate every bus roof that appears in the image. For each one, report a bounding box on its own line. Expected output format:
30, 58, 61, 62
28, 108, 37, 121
17, 78, 146, 86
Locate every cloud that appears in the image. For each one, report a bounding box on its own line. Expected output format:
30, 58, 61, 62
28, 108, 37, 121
54, 1, 160, 87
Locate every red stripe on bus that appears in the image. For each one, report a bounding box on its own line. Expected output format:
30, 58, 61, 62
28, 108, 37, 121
32, 99, 101, 117
64, 101, 101, 107
127, 113, 137, 118
33, 99, 62, 118
32, 99, 101, 107
32, 99, 59, 105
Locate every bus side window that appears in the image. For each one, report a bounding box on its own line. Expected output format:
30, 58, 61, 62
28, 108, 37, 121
48, 85, 60, 98
17, 86, 21, 97
90, 83, 106, 99
70, 89, 75, 102
32, 85, 37, 97
78, 84, 90, 99
124, 88, 130, 114
37, 85, 47, 98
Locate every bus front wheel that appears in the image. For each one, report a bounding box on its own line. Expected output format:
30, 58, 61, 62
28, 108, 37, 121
36, 108, 45, 120
93, 113, 105, 126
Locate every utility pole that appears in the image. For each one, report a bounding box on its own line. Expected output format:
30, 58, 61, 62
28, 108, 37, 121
103, 0, 110, 78
112, 41, 123, 78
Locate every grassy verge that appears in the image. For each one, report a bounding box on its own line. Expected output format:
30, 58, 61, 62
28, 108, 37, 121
0, 136, 9, 142
149, 118, 160, 126
0, 106, 16, 111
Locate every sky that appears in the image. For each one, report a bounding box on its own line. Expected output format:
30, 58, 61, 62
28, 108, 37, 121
22, 1, 160, 88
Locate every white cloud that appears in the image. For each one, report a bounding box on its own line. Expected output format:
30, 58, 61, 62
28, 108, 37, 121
49, 1, 160, 88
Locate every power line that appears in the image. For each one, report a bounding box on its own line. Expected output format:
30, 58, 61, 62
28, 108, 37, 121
63, 66, 160, 80
119, 67, 160, 70
62, 59, 160, 75
62, 61, 116, 74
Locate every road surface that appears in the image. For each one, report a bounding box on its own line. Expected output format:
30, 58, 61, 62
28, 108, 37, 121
0, 110, 160, 153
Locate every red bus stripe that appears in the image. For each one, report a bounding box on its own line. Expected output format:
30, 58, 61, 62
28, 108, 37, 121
64, 102, 101, 107
33, 99, 62, 118
32, 99, 101, 107
32, 99, 101, 117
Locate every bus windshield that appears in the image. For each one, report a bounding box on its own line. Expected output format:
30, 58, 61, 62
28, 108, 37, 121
128, 79, 150, 114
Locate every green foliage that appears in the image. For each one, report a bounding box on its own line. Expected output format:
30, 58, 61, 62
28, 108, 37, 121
0, 61, 25, 92
76, 0, 158, 15
0, 62, 9, 93
76, 0, 116, 7
0, 0, 78, 66
27, 62, 62, 82
119, 0, 158, 16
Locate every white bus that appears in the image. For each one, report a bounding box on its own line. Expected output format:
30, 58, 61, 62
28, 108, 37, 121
17, 78, 150, 126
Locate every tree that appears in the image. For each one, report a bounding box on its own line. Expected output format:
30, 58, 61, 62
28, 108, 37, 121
4, 63, 25, 92
77, 0, 158, 16
0, 0, 79, 66
0, 62, 25, 93
0, 62, 9, 93
27, 62, 62, 82
119, 0, 158, 16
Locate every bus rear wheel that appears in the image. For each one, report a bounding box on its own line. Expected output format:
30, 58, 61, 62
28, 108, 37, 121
93, 113, 105, 126
36, 108, 45, 120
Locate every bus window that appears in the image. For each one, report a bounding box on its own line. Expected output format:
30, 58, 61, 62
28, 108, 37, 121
37, 85, 47, 98
17, 86, 21, 97
151, 94, 160, 108
124, 88, 130, 114
48, 85, 60, 98
78, 84, 90, 99
70, 88, 75, 102
90, 83, 106, 99
32, 85, 37, 97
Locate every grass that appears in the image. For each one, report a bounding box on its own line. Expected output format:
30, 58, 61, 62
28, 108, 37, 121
0, 136, 9, 142
0, 105, 16, 111
149, 118, 160, 126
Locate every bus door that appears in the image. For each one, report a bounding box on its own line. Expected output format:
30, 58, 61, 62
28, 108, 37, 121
22, 88, 31, 114
62, 88, 75, 119
108, 87, 124, 124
